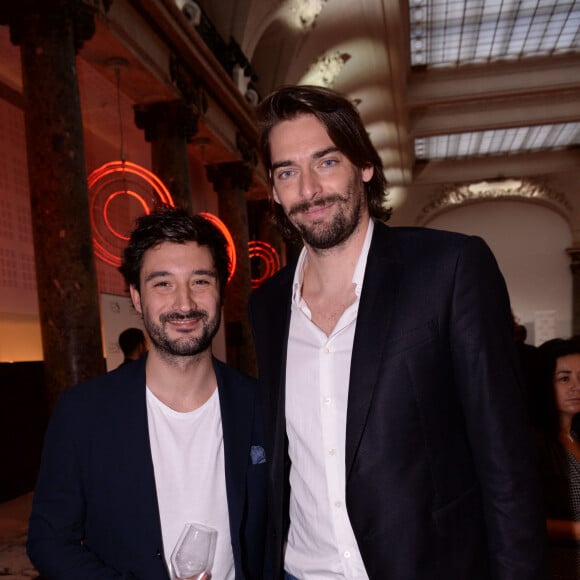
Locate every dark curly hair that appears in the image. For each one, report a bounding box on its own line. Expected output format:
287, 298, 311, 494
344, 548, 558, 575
257, 84, 391, 242
119, 206, 230, 303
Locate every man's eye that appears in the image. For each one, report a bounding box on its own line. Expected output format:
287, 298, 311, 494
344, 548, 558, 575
321, 158, 337, 168
193, 278, 213, 287
277, 169, 294, 180
154, 281, 170, 288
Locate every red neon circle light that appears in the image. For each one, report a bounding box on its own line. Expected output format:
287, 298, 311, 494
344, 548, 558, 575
199, 212, 237, 282
88, 160, 174, 267
248, 240, 281, 288
88, 163, 271, 288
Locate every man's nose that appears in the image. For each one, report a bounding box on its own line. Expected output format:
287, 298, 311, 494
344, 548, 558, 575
300, 168, 322, 199
173, 285, 196, 311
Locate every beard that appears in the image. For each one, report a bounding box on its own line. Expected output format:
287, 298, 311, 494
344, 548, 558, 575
144, 308, 221, 358
285, 178, 365, 250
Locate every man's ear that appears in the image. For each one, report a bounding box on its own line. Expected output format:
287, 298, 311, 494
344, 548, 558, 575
129, 285, 143, 315
362, 164, 374, 183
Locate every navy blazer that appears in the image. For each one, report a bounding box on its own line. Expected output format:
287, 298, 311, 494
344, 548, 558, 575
249, 222, 547, 579
27, 356, 267, 579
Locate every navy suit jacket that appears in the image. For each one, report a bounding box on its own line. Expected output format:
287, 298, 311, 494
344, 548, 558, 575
249, 222, 547, 579
27, 356, 267, 579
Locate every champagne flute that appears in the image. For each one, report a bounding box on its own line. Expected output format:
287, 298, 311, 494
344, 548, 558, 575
170, 523, 217, 580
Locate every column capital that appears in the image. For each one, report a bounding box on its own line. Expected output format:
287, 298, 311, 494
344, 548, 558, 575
134, 100, 200, 143
206, 161, 253, 193
0, 0, 109, 51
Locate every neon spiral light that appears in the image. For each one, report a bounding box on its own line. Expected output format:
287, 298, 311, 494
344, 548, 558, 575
88, 160, 174, 267
198, 212, 237, 282
248, 240, 281, 288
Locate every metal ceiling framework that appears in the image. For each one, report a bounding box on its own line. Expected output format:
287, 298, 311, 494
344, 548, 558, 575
409, 0, 580, 161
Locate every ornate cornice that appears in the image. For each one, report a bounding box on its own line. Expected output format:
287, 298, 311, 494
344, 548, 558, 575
416, 178, 573, 225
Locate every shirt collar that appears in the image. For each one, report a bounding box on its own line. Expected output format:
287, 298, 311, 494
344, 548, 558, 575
292, 219, 375, 305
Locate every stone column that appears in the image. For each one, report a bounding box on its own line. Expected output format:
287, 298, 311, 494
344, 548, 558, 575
1, 0, 106, 408
134, 100, 199, 212
206, 162, 256, 376
568, 247, 580, 336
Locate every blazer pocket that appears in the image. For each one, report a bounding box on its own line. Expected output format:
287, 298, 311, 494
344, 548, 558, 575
432, 484, 482, 536
385, 320, 438, 358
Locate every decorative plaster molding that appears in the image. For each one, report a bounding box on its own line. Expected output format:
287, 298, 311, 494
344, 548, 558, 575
305, 51, 351, 88
416, 178, 572, 225
288, 0, 329, 29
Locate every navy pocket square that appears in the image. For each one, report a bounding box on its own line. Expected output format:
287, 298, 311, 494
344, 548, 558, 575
250, 445, 266, 465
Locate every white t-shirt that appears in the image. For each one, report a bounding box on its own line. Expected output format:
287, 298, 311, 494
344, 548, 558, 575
146, 387, 234, 579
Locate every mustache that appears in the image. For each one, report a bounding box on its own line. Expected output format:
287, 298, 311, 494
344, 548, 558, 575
160, 310, 207, 323
288, 194, 348, 216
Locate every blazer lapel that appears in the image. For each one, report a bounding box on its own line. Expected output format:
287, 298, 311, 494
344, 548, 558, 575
255, 265, 295, 473
121, 359, 167, 570
346, 223, 401, 478
214, 359, 253, 539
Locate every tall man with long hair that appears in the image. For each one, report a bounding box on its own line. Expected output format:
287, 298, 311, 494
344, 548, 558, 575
249, 85, 546, 579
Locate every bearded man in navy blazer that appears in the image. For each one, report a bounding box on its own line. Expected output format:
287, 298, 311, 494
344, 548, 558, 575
249, 85, 546, 580
28, 208, 267, 579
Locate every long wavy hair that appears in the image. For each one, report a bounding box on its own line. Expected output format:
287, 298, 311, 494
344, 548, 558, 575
257, 85, 392, 242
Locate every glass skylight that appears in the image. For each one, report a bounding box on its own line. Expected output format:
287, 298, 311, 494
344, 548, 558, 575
410, 0, 580, 67
414, 122, 580, 160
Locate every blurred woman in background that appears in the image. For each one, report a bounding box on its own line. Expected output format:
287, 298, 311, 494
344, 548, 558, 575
535, 337, 580, 578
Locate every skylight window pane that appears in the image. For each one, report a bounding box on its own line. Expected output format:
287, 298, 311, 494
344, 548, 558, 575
520, 0, 540, 11
448, 133, 460, 157
530, 125, 551, 147
474, 21, 497, 59
446, 3, 465, 21
559, 124, 580, 143
410, 0, 580, 67
555, 12, 580, 49
508, 20, 532, 54
492, 131, 507, 153
479, 131, 494, 155
510, 128, 528, 150
525, 18, 551, 52
546, 124, 566, 146
413, 124, 580, 160
540, 17, 561, 50
473, 132, 485, 154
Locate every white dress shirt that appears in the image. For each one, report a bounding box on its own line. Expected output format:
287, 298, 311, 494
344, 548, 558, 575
284, 220, 374, 579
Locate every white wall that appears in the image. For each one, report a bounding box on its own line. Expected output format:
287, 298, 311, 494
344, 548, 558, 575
426, 200, 572, 345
